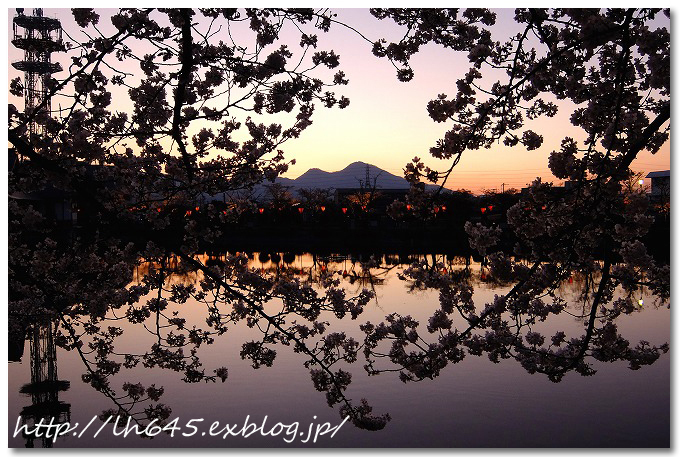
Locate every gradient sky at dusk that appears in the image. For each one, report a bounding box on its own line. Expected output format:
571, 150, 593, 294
8, 8, 670, 193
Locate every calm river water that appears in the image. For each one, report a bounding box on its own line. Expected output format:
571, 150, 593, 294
8, 253, 670, 448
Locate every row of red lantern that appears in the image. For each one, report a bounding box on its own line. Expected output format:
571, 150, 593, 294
150, 204, 445, 218
179, 203, 474, 217
256, 206, 355, 214
142, 203, 459, 216
404, 204, 448, 212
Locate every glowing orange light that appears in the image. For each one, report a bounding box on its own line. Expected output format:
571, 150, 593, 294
541, 205, 547, 211
320, 206, 326, 212
195, 206, 200, 211
342, 207, 348, 214
406, 204, 412, 211
488, 205, 493, 211
441, 206, 447, 211
259, 208, 264, 214
185, 210, 192, 216
480, 207, 486, 213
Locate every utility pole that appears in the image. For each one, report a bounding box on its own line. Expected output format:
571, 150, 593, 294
501, 183, 505, 193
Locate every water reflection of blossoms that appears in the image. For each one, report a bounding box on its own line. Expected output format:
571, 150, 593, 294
56, 251, 391, 433
362, 255, 668, 384
32, 251, 665, 441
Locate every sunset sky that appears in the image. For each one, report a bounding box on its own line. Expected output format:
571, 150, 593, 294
8, 8, 670, 193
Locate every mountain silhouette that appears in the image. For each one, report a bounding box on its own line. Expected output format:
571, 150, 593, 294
200, 162, 434, 203
290, 161, 409, 190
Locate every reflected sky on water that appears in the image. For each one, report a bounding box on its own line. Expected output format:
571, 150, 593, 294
8, 252, 670, 448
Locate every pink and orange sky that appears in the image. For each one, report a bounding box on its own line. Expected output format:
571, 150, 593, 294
8, 8, 670, 193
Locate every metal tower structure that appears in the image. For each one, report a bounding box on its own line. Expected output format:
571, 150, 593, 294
12, 8, 64, 137
19, 321, 71, 448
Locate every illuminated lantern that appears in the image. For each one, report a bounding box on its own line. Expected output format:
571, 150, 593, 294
488, 205, 493, 211
157, 208, 161, 212
480, 207, 486, 213
406, 204, 412, 211
568, 276, 573, 284
259, 208, 264, 214
361, 205, 366, 211
342, 270, 348, 277
223, 211, 227, 215
441, 205, 447, 211
195, 206, 200, 211
541, 205, 546, 210
298, 207, 304, 214
185, 210, 192, 216
320, 206, 326, 212
342, 207, 348, 214
434, 206, 440, 213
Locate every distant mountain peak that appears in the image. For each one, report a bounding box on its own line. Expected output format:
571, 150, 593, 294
290, 162, 407, 190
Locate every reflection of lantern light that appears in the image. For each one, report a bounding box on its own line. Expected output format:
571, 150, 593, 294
406, 204, 412, 211
480, 207, 486, 213
259, 208, 264, 214
320, 206, 326, 212
342, 207, 348, 214
298, 207, 304, 214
